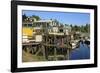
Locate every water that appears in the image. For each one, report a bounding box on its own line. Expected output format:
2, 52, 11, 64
69, 42, 90, 60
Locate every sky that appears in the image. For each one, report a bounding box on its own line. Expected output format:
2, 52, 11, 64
22, 10, 90, 26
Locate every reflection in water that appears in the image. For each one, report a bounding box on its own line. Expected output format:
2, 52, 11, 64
70, 42, 90, 60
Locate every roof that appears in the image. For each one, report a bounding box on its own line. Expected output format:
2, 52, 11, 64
34, 20, 52, 23
22, 21, 33, 24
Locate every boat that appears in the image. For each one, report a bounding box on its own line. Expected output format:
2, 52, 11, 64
71, 40, 80, 49
84, 39, 90, 46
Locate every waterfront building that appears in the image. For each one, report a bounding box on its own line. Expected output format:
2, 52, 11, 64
22, 21, 34, 43
22, 17, 72, 44
63, 25, 71, 35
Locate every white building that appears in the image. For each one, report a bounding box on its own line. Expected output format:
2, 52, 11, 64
63, 25, 71, 35
32, 19, 60, 33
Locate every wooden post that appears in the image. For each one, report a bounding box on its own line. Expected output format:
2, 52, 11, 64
26, 46, 30, 53
45, 36, 48, 60
54, 47, 58, 61
42, 45, 46, 60
31, 47, 34, 54
54, 35, 57, 61
66, 48, 70, 60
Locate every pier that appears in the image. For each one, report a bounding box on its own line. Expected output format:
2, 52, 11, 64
22, 33, 81, 61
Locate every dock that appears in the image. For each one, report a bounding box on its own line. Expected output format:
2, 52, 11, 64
22, 33, 81, 61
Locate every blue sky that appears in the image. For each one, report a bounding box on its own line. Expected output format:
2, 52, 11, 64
22, 10, 90, 26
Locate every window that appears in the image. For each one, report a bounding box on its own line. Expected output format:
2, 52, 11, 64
23, 24, 27, 27
59, 29, 63, 32
28, 24, 32, 27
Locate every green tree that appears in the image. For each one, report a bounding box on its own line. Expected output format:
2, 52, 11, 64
85, 24, 90, 33
32, 15, 41, 21
22, 14, 27, 21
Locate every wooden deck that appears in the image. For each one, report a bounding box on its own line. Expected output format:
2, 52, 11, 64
22, 33, 80, 61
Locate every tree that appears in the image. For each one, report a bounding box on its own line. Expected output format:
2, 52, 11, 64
79, 24, 90, 33
32, 15, 41, 21
65, 24, 69, 26
68, 23, 90, 33
22, 14, 27, 21
70, 24, 72, 28
72, 25, 80, 31
85, 24, 90, 33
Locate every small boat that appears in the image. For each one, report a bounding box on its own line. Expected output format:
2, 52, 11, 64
71, 43, 77, 49
71, 40, 80, 49
84, 40, 90, 45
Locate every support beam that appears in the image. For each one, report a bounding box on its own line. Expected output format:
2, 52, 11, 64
42, 45, 46, 60
66, 49, 70, 60
54, 47, 57, 60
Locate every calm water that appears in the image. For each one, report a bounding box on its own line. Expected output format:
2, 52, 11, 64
69, 42, 90, 60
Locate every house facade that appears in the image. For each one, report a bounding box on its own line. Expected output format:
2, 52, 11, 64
22, 17, 72, 43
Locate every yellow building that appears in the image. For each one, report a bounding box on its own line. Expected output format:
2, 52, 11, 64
22, 21, 35, 43
22, 27, 34, 37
